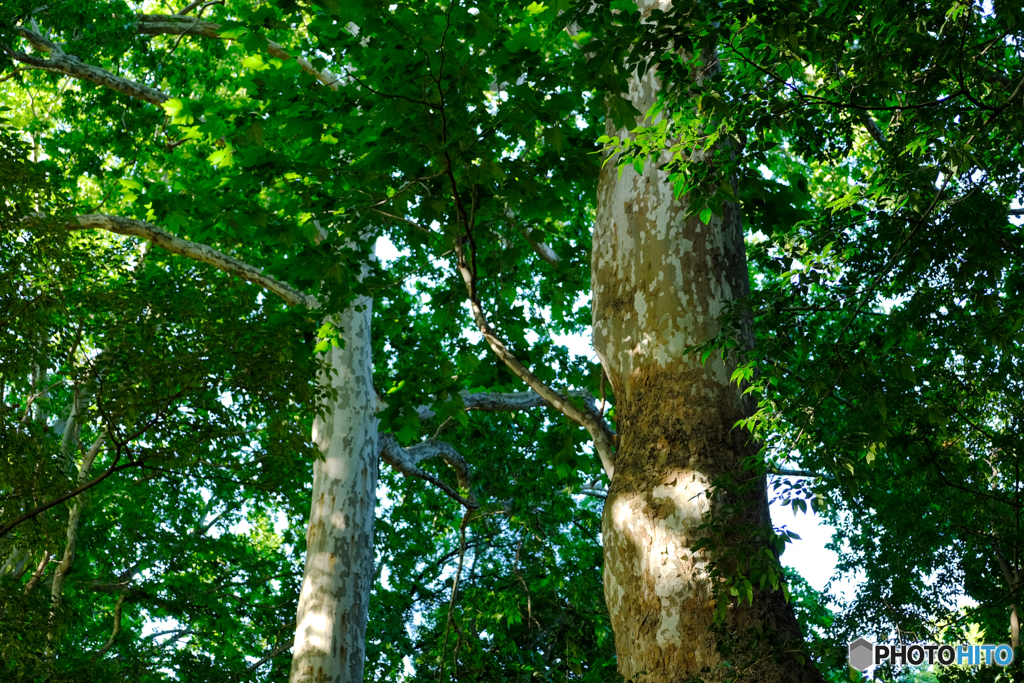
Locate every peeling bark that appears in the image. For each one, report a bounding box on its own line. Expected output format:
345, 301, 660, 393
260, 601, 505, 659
591, 6, 822, 680
289, 292, 378, 683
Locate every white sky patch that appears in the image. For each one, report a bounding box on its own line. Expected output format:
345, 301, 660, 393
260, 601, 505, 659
771, 501, 854, 601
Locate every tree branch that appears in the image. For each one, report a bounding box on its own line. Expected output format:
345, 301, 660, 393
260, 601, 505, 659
769, 468, 821, 478
454, 278, 616, 477
67, 214, 318, 309
0, 435, 146, 541
90, 593, 127, 661
416, 389, 608, 420
22, 550, 51, 594
50, 428, 107, 610
241, 638, 295, 677
379, 434, 479, 509
134, 15, 343, 91
7, 15, 343, 107
6, 27, 169, 105
504, 209, 560, 266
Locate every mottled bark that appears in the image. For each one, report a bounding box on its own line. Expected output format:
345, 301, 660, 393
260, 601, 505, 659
591, 10, 822, 681
289, 292, 378, 683
49, 428, 105, 613
69, 215, 318, 309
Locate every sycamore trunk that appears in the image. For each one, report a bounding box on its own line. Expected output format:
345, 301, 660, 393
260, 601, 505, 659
591, 54, 823, 683
289, 293, 378, 683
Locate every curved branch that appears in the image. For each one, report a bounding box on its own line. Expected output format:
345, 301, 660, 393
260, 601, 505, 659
7, 15, 342, 107
22, 551, 51, 594
379, 434, 478, 509
3, 37, 169, 105
68, 215, 318, 309
134, 15, 343, 91
90, 593, 127, 661
417, 389, 610, 427
454, 268, 617, 477
241, 638, 295, 677
0, 434, 126, 542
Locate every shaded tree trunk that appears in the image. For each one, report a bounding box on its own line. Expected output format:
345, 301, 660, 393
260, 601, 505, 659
289, 290, 379, 683
591, 32, 823, 683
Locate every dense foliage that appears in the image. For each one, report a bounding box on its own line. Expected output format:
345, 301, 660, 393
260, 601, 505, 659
2, 0, 1024, 681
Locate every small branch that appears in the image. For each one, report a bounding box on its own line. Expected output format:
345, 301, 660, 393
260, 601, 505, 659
370, 208, 434, 234
456, 284, 617, 477
769, 468, 821, 478
861, 115, 888, 150
90, 593, 127, 660
51, 429, 107, 610
0, 436, 143, 541
504, 209, 560, 266
177, 0, 223, 15
241, 638, 294, 677
22, 550, 52, 594
416, 389, 608, 420
65, 214, 318, 309
379, 434, 478, 509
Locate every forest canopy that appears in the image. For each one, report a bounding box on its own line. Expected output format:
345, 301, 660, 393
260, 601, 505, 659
1, 0, 1023, 682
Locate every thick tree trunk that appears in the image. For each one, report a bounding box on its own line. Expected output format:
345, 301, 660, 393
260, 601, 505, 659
591, 25, 823, 683
289, 291, 378, 683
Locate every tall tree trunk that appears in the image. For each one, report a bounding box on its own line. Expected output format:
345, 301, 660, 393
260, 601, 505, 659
591, 23, 823, 683
290, 289, 379, 683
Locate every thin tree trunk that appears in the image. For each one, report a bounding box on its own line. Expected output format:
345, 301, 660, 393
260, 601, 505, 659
49, 409, 105, 652
289, 287, 379, 683
591, 16, 822, 681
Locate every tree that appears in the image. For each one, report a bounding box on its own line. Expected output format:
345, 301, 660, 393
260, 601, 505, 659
4, 0, 1024, 682
1, 2, 615, 682
578, 0, 1024, 677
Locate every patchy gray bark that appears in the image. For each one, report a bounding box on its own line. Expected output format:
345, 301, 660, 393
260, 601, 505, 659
590, 11, 823, 681
289, 294, 379, 683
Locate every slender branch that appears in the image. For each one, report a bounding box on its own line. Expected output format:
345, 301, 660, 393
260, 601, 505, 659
90, 593, 127, 660
5, 27, 169, 104
66, 214, 318, 309
0, 436, 144, 541
379, 434, 479, 509
22, 550, 51, 594
134, 15, 343, 91
416, 389, 608, 420
438, 506, 471, 683
435, 70, 615, 475
769, 468, 821, 478
241, 638, 294, 677
504, 209, 560, 266
177, 0, 223, 16
454, 274, 617, 477
51, 429, 107, 610
861, 115, 889, 150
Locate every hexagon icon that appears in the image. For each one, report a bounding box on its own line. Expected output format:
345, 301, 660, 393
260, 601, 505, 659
849, 637, 875, 671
